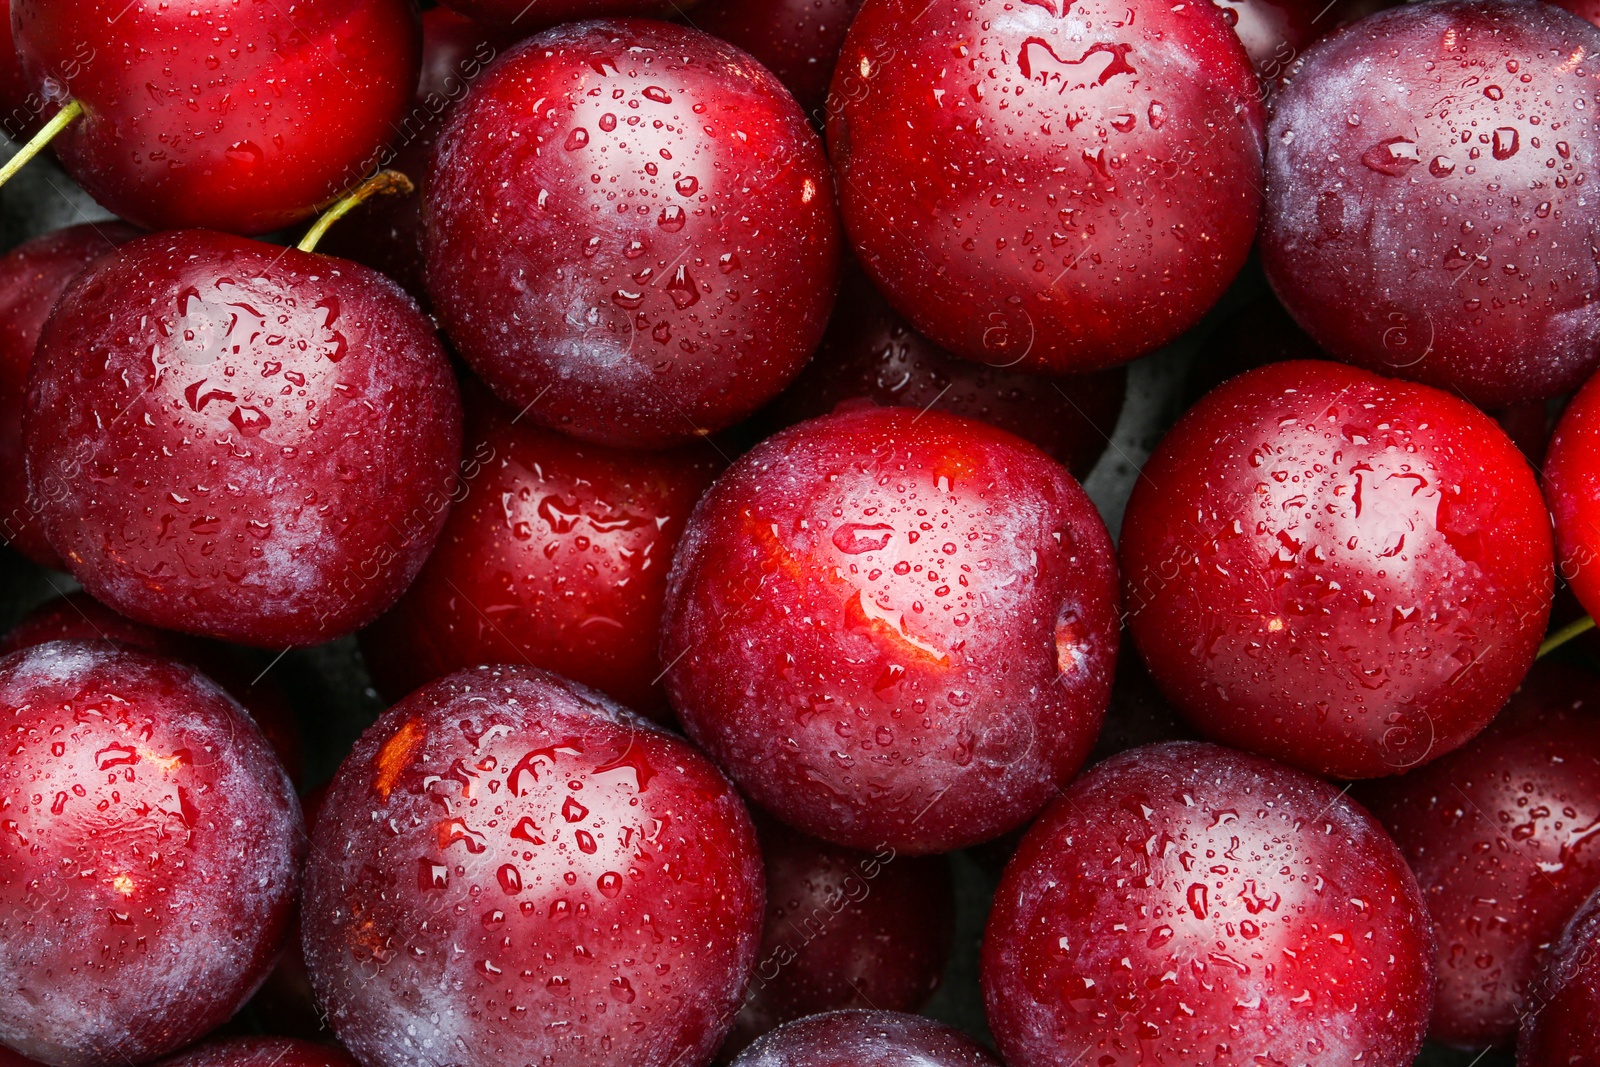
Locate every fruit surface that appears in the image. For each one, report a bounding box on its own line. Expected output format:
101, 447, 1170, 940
154, 1039, 357, 1067
662, 405, 1119, 853
828, 0, 1264, 372
690, 0, 864, 117
0, 641, 302, 1067
1121, 360, 1553, 778
982, 741, 1435, 1067
1518, 883, 1600, 1065
426, 19, 840, 448
1262, 0, 1600, 406
26, 230, 462, 648
300, 665, 764, 1067
730, 1010, 1001, 1067
1545, 367, 1600, 624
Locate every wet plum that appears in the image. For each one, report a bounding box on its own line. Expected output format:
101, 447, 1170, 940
1355, 662, 1600, 1048
0, 641, 303, 1067
1261, 0, 1600, 407
11, 0, 421, 235
661, 405, 1120, 854
729, 1010, 1001, 1067
1544, 366, 1600, 624
827, 0, 1263, 373
425, 19, 841, 448
299, 665, 764, 1067
689, 0, 864, 118
1121, 360, 1553, 779
760, 263, 1126, 479
24, 230, 463, 649
154, 1040, 356, 1067
0, 223, 141, 567
982, 741, 1435, 1067
721, 816, 955, 1059
360, 381, 719, 717
1518, 883, 1600, 1065
437, 0, 683, 36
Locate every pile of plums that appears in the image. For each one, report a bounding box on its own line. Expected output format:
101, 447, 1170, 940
6, 0, 1600, 1065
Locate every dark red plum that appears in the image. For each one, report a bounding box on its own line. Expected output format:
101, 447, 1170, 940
761, 263, 1126, 479
730, 1010, 1001, 1067
360, 382, 718, 717
11, 0, 421, 235
155, 1040, 356, 1067
1519, 884, 1600, 1065
0, 223, 140, 567
1356, 662, 1600, 1048
722, 817, 955, 1059
982, 741, 1435, 1067
689, 0, 864, 117
300, 665, 764, 1067
1262, 0, 1600, 407
426, 19, 841, 448
828, 0, 1263, 373
438, 0, 683, 36
661, 406, 1120, 854
25, 230, 462, 648
1545, 368, 1600, 625
0, 641, 303, 1067
1121, 360, 1553, 779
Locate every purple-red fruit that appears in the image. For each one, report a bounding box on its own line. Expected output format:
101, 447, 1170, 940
1519, 884, 1600, 1065
730, 1010, 1001, 1067
690, 0, 864, 117
154, 1040, 356, 1067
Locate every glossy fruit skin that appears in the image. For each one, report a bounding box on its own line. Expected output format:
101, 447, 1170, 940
1216, 0, 1318, 80
761, 263, 1126, 480
1519, 884, 1600, 1065
983, 741, 1435, 1067
828, 0, 1263, 374
689, 0, 864, 118
1354, 663, 1600, 1049
0, 641, 303, 1067
1121, 360, 1553, 779
0, 0, 36, 140
320, 8, 510, 307
1544, 368, 1600, 624
11, 0, 421, 236
426, 19, 841, 449
730, 1010, 1001, 1067
1262, 0, 1600, 408
722, 817, 955, 1060
360, 381, 719, 717
661, 406, 1120, 854
154, 1040, 356, 1067
300, 665, 764, 1067
438, 0, 682, 36
0, 223, 140, 568
25, 230, 463, 649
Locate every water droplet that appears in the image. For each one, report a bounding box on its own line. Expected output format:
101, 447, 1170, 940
675, 175, 699, 197
1493, 126, 1520, 160
658, 205, 687, 232
597, 871, 623, 897
1361, 137, 1421, 176
565, 127, 589, 151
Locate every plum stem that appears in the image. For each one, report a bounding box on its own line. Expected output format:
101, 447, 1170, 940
297, 169, 414, 254
0, 99, 83, 189
1539, 615, 1596, 659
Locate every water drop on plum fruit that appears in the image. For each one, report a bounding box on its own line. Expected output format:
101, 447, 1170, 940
0, 641, 303, 1067
154, 1039, 356, 1067
360, 380, 719, 718
0, 222, 140, 567
24, 230, 463, 649
1121, 360, 1553, 779
760, 262, 1126, 479
1262, 0, 1600, 407
828, 0, 1263, 373
982, 741, 1435, 1067
661, 405, 1119, 854
730, 1010, 1001, 1067
425, 19, 840, 449
11, 0, 421, 235
1355, 661, 1600, 1048
300, 665, 763, 1067
721, 816, 955, 1060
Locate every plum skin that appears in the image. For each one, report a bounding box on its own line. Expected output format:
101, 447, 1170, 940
360, 381, 719, 717
1121, 360, 1553, 779
12, 0, 421, 236
729, 1010, 1001, 1067
1261, 0, 1600, 407
828, 0, 1264, 374
1519, 883, 1600, 1065
982, 741, 1436, 1067
1355, 662, 1600, 1049
300, 665, 764, 1067
24, 230, 463, 649
661, 405, 1120, 855
1545, 366, 1600, 624
688, 0, 865, 118
0, 641, 303, 1067
152, 1039, 356, 1067
425, 18, 841, 449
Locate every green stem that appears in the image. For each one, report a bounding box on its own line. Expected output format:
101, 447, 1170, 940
0, 99, 83, 189
297, 169, 414, 254
1539, 615, 1596, 659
